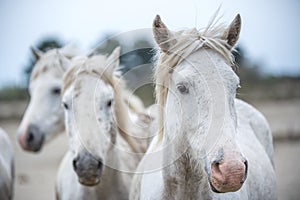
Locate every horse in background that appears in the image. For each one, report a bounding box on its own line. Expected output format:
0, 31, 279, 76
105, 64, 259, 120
17, 44, 80, 152
56, 47, 151, 199
0, 128, 14, 200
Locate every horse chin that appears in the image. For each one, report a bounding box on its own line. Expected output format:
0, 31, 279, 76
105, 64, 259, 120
78, 177, 100, 187
209, 179, 242, 193
209, 181, 222, 193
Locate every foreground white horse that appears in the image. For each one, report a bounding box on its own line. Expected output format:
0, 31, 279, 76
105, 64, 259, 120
131, 14, 277, 199
56, 47, 151, 199
17, 45, 80, 152
0, 128, 14, 200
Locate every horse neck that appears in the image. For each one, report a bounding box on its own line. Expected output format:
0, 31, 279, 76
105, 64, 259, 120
95, 112, 141, 197
113, 88, 144, 153
95, 124, 130, 198
161, 141, 212, 199
97, 163, 130, 198
113, 88, 131, 135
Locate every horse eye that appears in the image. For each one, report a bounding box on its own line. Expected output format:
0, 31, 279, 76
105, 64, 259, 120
62, 102, 69, 110
107, 99, 113, 107
52, 87, 61, 95
177, 83, 189, 94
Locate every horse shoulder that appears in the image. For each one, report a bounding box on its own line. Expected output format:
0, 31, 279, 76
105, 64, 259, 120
56, 151, 74, 200
236, 119, 277, 199
130, 135, 164, 200
235, 99, 274, 166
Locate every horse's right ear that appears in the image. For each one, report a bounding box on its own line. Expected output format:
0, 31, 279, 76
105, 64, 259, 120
30, 47, 43, 60
153, 15, 172, 53
225, 14, 242, 48
56, 50, 71, 72
106, 46, 121, 76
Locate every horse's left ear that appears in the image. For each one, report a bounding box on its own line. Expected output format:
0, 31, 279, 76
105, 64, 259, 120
106, 46, 121, 76
30, 47, 43, 60
153, 15, 173, 53
225, 14, 241, 48
56, 50, 70, 72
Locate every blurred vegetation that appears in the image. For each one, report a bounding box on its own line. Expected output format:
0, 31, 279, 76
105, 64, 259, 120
91, 34, 155, 72
0, 36, 299, 104
0, 38, 63, 101
233, 46, 300, 102
0, 86, 28, 101
92, 34, 156, 106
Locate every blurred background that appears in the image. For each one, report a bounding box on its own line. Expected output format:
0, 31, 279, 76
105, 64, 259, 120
0, 0, 299, 199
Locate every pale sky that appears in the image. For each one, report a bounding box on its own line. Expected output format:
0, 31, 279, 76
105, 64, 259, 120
0, 0, 299, 87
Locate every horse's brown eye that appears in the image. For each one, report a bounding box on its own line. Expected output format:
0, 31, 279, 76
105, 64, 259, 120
52, 87, 61, 95
177, 84, 189, 94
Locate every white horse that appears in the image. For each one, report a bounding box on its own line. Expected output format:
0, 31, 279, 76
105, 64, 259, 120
56, 47, 151, 199
130, 14, 277, 199
17, 45, 145, 153
0, 128, 14, 200
17, 45, 80, 152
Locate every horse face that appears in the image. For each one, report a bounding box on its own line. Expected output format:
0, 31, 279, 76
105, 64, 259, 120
62, 75, 115, 186
165, 49, 247, 193
17, 72, 64, 152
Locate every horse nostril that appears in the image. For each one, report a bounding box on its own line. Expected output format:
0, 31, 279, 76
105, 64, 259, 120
211, 161, 222, 175
73, 159, 78, 171
97, 161, 103, 170
243, 160, 248, 181
27, 131, 34, 143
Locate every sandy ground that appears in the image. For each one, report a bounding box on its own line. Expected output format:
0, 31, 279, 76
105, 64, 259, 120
0, 99, 299, 200
1, 119, 67, 200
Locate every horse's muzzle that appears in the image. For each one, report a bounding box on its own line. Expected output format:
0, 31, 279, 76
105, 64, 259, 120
210, 159, 248, 193
73, 151, 103, 187
18, 124, 45, 152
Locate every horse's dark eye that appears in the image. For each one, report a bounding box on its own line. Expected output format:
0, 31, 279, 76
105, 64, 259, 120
107, 99, 113, 107
52, 87, 61, 95
63, 102, 69, 110
177, 83, 189, 94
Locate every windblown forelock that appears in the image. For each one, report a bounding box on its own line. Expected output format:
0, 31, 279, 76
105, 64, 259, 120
30, 50, 64, 81
154, 24, 236, 144
61, 55, 117, 95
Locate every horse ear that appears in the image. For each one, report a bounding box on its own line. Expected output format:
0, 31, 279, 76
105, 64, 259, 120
153, 15, 172, 52
56, 50, 70, 72
30, 47, 43, 60
226, 14, 241, 48
106, 46, 121, 76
